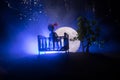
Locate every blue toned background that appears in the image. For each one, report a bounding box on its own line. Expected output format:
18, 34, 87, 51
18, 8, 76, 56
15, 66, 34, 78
0, 0, 120, 58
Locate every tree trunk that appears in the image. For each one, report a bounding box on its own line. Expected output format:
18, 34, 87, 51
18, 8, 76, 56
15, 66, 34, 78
81, 41, 85, 53
86, 42, 90, 54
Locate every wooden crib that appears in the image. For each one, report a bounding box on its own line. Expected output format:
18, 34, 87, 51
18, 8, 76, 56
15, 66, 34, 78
37, 34, 69, 54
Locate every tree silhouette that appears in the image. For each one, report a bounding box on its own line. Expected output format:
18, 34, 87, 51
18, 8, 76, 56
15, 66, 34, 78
75, 16, 104, 53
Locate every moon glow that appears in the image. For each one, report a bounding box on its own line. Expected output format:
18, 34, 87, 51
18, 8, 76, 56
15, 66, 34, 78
55, 27, 80, 52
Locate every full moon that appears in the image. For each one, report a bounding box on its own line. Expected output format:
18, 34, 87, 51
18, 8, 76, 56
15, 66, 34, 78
55, 27, 80, 52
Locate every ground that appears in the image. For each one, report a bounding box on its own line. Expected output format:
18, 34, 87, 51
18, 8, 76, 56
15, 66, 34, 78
0, 53, 120, 79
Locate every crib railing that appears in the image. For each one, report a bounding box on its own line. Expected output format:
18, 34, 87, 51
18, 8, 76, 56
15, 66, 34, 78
38, 35, 69, 53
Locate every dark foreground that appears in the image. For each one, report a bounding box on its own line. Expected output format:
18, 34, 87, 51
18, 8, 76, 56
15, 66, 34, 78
0, 53, 120, 79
